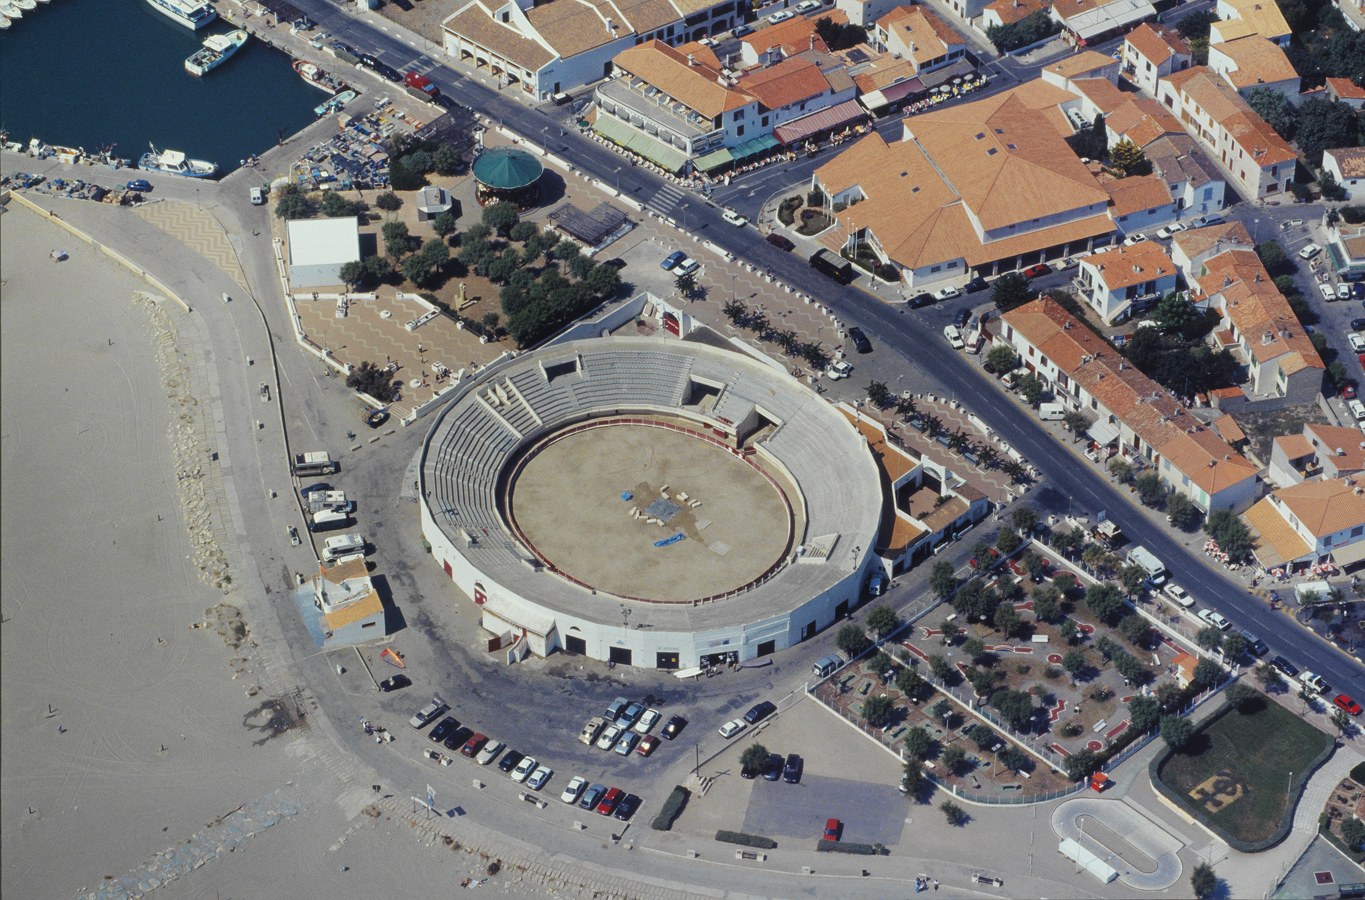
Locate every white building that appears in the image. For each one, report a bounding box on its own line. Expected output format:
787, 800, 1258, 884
286, 217, 360, 289
1245, 478, 1365, 572
1323, 147, 1365, 201
1075, 240, 1179, 324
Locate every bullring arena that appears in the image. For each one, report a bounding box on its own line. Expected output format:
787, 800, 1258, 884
419, 334, 883, 669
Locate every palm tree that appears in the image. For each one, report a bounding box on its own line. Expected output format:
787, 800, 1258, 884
775, 329, 799, 355
946, 430, 970, 453
1001, 459, 1026, 482
895, 396, 917, 421
922, 415, 944, 438
723, 299, 747, 323
1081, 543, 1106, 573
748, 310, 770, 338
976, 445, 999, 469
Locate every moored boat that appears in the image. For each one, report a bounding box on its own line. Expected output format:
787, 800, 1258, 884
139, 145, 217, 178
292, 60, 347, 94
0, 2, 23, 19
0, 15, 10, 28
185, 29, 248, 76
314, 89, 357, 117
145, 0, 215, 30
14, 0, 36, 11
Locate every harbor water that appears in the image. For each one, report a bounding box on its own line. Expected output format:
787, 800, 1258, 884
0, 0, 337, 175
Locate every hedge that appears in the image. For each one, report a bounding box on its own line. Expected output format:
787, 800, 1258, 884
816, 840, 884, 855
715, 830, 777, 849
651, 786, 690, 831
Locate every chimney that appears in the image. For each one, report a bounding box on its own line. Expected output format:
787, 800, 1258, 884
605, 16, 613, 33
688, 53, 696, 65
810, 34, 815, 51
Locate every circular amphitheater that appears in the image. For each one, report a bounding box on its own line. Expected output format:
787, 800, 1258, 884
418, 336, 882, 669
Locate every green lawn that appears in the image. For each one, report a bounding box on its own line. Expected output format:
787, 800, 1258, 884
1157, 699, 1330, 844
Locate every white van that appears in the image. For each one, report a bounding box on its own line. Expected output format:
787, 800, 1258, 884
310, 509, 350, 532
323, 533, 365, 562
250, 186, 265, 205
1039, 402, 1066, 421
1350, 399, 1365, 422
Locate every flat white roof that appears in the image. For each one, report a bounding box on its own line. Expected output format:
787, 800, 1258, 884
287, 216, 361, 268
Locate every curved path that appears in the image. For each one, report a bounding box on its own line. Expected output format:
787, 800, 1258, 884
1051, 797, 1184, 891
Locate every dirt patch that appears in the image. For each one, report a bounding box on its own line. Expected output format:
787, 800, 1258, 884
1234, 403, 1330, 465
206, 603, 252, 650
242, 694, 306, 746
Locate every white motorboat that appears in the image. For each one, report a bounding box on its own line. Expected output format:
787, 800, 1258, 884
145, 0, 216, 30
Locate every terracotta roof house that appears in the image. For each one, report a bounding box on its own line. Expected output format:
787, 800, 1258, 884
983, 0, 1048, 27
1322, 147, 1365, 202
872, 4, 969, 76
1075, 240, 1179, 324
1245, 478, 1365, 570
443, 0, 741, 100
1192, 247, 1325, 401
1101, 172, 1180, 238
304, 557, 388, 646
739, 10, 846, 67
999, 297, 1259, 513
1169, 220, 1253, 277
1269, 423, 1365, 488
1212, 0, 1291, 47
1142, 134, 1227, 220
1155, 66, 1298, 201
1040, 49, 1122, 90
1327, 77, 1365, 110
811, 82, 1117, 288
1105, 96, 1183, 147
1121, 22, 1191, 96
1207, 35, 1300, 103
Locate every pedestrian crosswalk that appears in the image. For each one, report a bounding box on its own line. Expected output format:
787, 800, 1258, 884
646, 183, 685, 219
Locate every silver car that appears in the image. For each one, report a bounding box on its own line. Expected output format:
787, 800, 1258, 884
527, 764, 553, 791
475, 739, 505, 765
511, 755, 538, 783
595, 723, 623, 750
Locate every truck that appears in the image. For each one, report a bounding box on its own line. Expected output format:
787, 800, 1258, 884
1092, 520, 1125, 549
1125, 545, 1167, 586
808, 249, 853, 284
292, 451, 337, 477
323, 532, 365, 563
306, 491, 353, 514
403, 71, 438, 99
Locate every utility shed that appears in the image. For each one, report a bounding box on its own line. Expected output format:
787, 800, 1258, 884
287, 216, 360, 288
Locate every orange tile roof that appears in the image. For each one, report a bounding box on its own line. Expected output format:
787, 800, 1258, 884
851, 56, 920, 93
1106, 97, 1184, 146
1195, 249, 1324, 369
324, 588, 384, 630
613, 40, 756, 117
1327, 147, 1365, 180
1270, 478, 1365, 538
1072, 77, 1130, 115
1329, 77, 1365, 101
1042, 50, 1118, 80
1246, 496, 1313, 566
742, 10, 845, 57
737, 57, 832, 110
1084, 240, 1176, 289
1275, 433, 1315, 460
877, 4, 965, 69
985, 0, 1047, 25
1001, 298, 1258, 496
1161, 67, 1296, 167
675, 40, 722, 68
1210, 35, 1299, 90
1105, 173, 1175, 217
443, 3, 556, 70
1218, 0, 1291, 43
1171, 220, 1254, 259
1304, 424, 1365, 471
1124, 22, 1189, 65
1053, 0, 1133, 20
1211, 413, 1246, 443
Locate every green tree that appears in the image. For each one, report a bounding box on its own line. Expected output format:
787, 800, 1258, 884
996, 527, 1022, 555
868, 650, 894, 680
942, 744, 968, 775
1119, 565, 1148, 599
991, 271, 1036, 312
1176, 8, 1219, 41
1062, 650, 1087, 678
374, 191, 403, 211
1017, 373, 1044, 407
1166, 492, 1197, 530
1221, 633, 1248, 662
739, 742, 770, 771
1062, 410, 1093, 439
930, 561, 958, 598
986, 344, 1019, 374
1321, 170, 1349, 202
1226, 681, 1259, 712
1135, 472, 1166, 507
1256, 239, 1290, 276
1196, 627, 1226, 654
1342, 817, 1365, 851
931, 699, 954, 727
1245, 86, 1298, 140
432, 210, 457, 239
940, 799, 967, 826
1152, 291, 1203, 335
866, 380, 892, 408
1119, 615, 1150, 646
985, 9, 1058, 52
320, 191, 363, 217
1256, 662, 1284, 690
1130, 695, 1160, 733
339, 260, 366, 289
901, 756, 926, 798
1086, 583, 1125, 624
482, 201, 519, 236
903, 726, 933, 760
966, 723, 995, 750
273, 183, 311, 220
1160, 714, 1195, 750
1190, 862, 1217, 899
1296, 97, 1360, 167
586, 263, 622, 298
1011, 506, 1039, 534
1033, 591, 1060, 623
896, 665, 926, 700
1059, 618, 1079, 645
1113, 651, 1147, 684
1108, 458, 1133, 483
1206, 509, 1254, 561
1109, 138, 1150, 177
1095, 634, 1120, 662
382, 219, 411, 259
992, 690, 1035, 731
837, 624, 870, 658
675, 270, 698, 299
962, 638, 987, 664
345, 361, 398, 402
867, 605, 899, 638
999, 746, 1029, 773
1064, 748, 1100, 781
432, 144, 463, 176
1192, 658, 1223, 691
928, 655, 953, 683
862, 695, 895, 728
940, 619, 960, 645
994, 605, 1023, 639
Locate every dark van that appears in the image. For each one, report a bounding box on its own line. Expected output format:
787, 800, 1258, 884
809, 249, 853, 284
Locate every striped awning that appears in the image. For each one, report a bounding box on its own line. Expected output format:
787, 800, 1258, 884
694, 147, 734, 171
859, 78, 924, 110
592, 117, 687, 172
773, 99, 867, 146
731, 134, 781, 159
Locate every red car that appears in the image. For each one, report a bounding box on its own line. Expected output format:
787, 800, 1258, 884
823, 818, 841, 841
1334, 694, 1362, 716
596, 787, 624, 815
1344, 381, 1359, 399
460, 733, 487, 757
636, 734, 660, 757
1023, 264, 1052, 278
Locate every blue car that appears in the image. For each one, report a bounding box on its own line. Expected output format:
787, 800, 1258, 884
661, 251, 686, 271
126, 179, 152, 192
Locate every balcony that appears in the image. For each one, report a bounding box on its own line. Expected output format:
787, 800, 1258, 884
597, 78, 716, 148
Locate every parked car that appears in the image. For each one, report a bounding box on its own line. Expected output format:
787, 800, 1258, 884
1321, 282, 1340, 301
409, 698, 449, 728
718, 719, 747, 738
579, 783, 606, 810
444, 726, 473, 752
1190, 214, 1225, 228
765, 233, 795, 251
1197, 608, 1231, 631
527, 764, 553, 790
826, 359, 853, 380
763, 753, 784, 781
605, 697, 629, 721
1023, 263, 1051, 278
595, 787, 624, 815
596, 723, 624, 750
740, 758, 761, 779
580, 717, 606, 745
722, 208, 749, 226
634, 708, 661, 734
933, 286, 962, 301
733, 24, 754, 37
460, 733, 487, 757
1299, 243, 1323, 260
1163, 583, 1195, 608
1339, 282, 1352, 301
1334, 694, 1362, 716
126, 179, 152, 193
1354, 282, 1365, 301
618, 702, 644, 728
1239, 629, 1269, 657
662, 715, 687, 740
428, 716, 459, 744
847, 327, 872, 353
614, 793, 642, 820
795, 0, 822, 11
380, 674, 411, 692
823, 818, 841, 841
660, 251, 686, 271
964, 275, 989, 293
1122, 233, 1148, 246
675, 257, 700, 276
1343, 380, 1359, 400
511, 755, 538, 783
636, 734, 661, 757
613, 732, 640, 756
561, 775, 587, 804
475, 739, 505, 765
497, 750, 524, 773
744, 701, 777, 724
783, 753, 803, 783
1155, 223, 1187, 239
908, 292, 934, 308
1350, 333, 1365, 355
1270, 656, 1298, 678
943, 325, 966, 350
767, 10, 794, 22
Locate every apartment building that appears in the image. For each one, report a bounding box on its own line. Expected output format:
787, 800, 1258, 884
871, 4, 968, 76
1269, 423, 1365, 488
1322, 147, 1365, 201
1212, 0, 1291, 46
1244, 478, 1365, 571
1121, 22, 1190, 96
1206, 35, 1300, 103
1075, 240, 1180, 324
